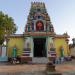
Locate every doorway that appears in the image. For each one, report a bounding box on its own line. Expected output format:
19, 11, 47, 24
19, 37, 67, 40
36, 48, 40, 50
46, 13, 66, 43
33, 38, 46, 57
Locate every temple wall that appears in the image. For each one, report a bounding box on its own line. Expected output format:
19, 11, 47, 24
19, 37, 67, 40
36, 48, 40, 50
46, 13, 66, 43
70, 47, 75, 56
54, 38, 69, 57
7, 37, 24, 57
24, 37, 33, 57
7, 36, 69, 59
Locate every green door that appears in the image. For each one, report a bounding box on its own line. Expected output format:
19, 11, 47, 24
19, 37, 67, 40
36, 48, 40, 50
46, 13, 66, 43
13, 48, 17, 57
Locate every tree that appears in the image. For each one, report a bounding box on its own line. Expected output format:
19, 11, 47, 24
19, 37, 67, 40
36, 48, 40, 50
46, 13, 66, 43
0, 11, 17, 45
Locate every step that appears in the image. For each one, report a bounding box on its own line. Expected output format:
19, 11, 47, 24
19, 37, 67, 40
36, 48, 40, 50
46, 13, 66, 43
32, 57, 48, 64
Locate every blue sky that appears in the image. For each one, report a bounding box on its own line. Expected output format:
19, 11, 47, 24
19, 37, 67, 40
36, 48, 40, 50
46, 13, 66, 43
0, 0, 75, 43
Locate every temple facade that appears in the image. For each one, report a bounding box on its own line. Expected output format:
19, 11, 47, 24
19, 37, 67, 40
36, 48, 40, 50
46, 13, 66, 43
6, 2, 70, 63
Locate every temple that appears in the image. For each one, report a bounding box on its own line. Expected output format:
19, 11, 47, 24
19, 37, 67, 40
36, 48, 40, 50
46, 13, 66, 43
5, 2, 70, 63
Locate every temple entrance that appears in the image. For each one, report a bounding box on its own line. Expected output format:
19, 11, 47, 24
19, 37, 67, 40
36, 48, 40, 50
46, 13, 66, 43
33, 38, 46, 57
33, 38, 48, 63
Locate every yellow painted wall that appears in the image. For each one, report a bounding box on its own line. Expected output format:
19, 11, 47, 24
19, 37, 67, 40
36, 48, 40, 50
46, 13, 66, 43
54, 38, 69, 57
7, 36, 70, 58
7, 37, 24, 57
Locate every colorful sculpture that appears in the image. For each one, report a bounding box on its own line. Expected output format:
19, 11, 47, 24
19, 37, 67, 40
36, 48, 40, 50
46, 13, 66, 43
60, 46, 64, 57
12, 47, 17, 58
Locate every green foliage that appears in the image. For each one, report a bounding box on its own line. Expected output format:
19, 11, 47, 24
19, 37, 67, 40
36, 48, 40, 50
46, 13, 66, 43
0, 11, 17, 45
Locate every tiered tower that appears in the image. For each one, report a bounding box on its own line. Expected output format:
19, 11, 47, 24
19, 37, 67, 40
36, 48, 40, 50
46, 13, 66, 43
25, 2, 54, 33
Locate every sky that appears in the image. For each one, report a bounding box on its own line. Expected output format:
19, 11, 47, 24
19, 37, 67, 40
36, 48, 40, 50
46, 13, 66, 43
0, 0, 75, 43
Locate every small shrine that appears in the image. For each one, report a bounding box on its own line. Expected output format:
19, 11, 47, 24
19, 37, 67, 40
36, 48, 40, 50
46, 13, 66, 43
6, 2, 70, 63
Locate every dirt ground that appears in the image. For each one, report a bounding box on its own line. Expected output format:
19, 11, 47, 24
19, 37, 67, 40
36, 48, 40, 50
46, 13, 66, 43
0, 64, 46, 73
0, 64, 75, 73
0, 60, 75, 73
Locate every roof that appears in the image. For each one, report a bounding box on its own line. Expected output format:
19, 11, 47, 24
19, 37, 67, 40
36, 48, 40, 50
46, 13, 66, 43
5, 33, 70, 38
5, 34, 23, 38
54, 34, 70, 38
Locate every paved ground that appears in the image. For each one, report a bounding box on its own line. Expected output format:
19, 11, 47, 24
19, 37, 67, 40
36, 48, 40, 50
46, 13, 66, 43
0, 60, 75, 75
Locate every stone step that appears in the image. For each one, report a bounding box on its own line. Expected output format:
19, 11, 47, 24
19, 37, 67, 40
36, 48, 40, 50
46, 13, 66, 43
32, 57, 48, 64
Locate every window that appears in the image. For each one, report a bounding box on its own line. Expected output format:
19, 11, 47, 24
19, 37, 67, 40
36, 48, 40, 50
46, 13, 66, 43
37, 9, 41, 12
38, 16, 41, 19
32, 22, 34, 31
28, 25, 30, 32
38, 16, 43, 19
